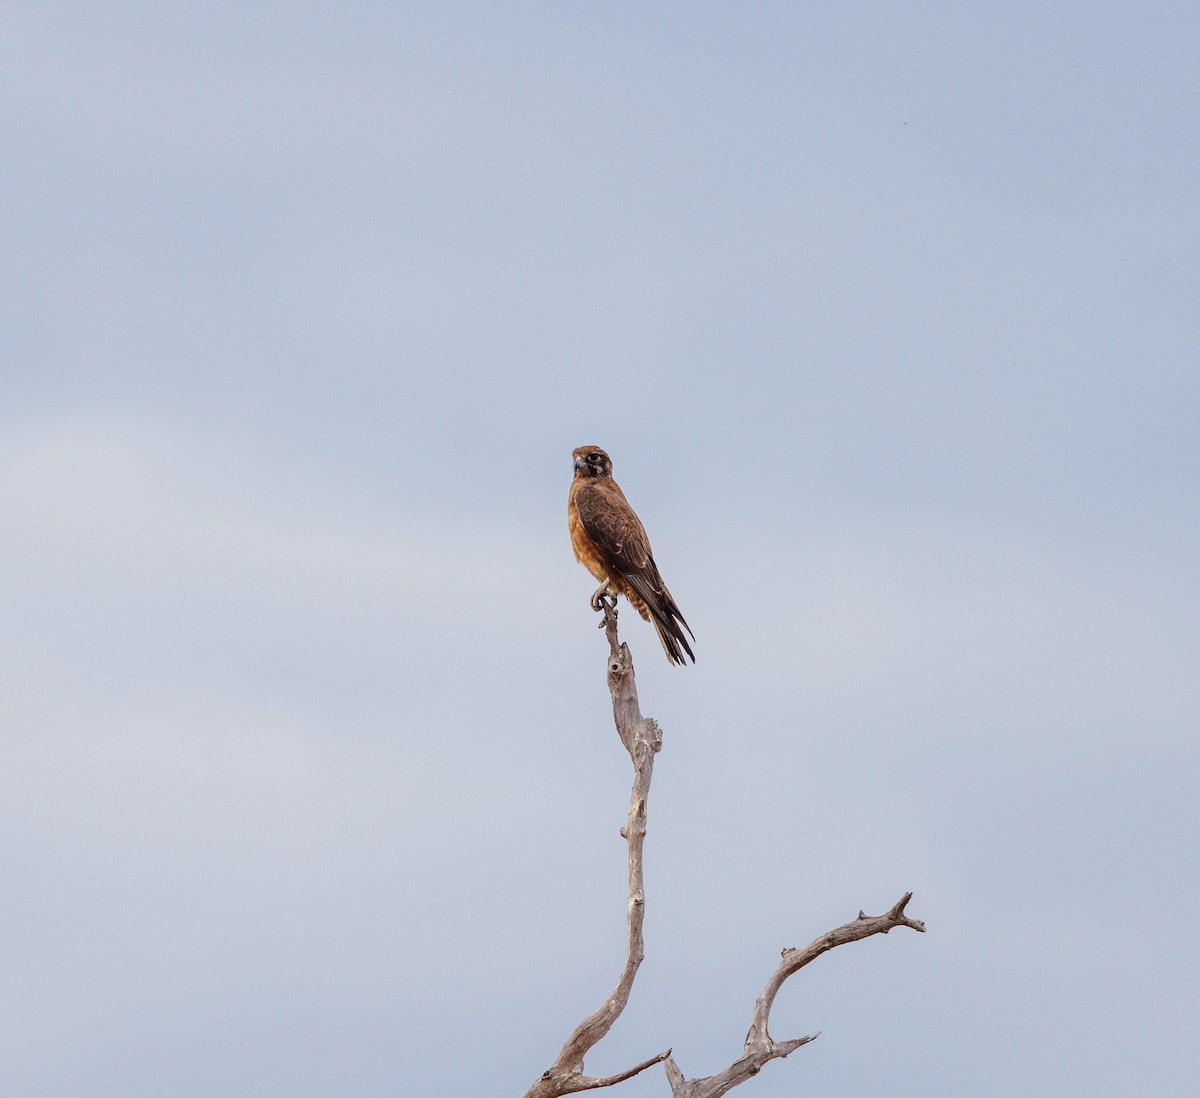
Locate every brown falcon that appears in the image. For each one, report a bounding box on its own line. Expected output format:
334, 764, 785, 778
567, 445, 695, 665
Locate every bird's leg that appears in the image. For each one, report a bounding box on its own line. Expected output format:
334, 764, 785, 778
590, 582, 616, 613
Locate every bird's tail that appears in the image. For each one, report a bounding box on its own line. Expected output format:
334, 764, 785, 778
626, 567, 695, 666
649, 587, 695, 666
652, 600, 700, 662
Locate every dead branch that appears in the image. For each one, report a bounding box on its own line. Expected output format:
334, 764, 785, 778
661, 894, 925, 1098
523, 598, 667, 1097
525, 598, 925, 1096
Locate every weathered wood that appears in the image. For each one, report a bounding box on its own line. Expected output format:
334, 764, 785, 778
524, 597, 925, 1097
662, 894, 925, 1097
523, 598, 668, 1097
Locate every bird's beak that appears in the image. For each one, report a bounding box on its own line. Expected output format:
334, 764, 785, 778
573, 456, 583, 470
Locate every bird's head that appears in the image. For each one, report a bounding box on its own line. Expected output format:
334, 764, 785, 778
572, 445, 612, 479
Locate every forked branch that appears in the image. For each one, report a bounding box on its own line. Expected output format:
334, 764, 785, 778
523, 598, 667, 1098
661, 894, 925, 1098
525, 598, 925, 1097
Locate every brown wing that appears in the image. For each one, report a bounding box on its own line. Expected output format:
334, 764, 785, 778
573, 477, 648, 566
575, 480, 695, 664
573, 480, 653, 578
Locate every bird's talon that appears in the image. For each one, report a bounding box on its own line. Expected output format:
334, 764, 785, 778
589, 584, 615, 613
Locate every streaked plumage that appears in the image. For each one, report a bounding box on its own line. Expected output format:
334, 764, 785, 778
567, 445, 695, 666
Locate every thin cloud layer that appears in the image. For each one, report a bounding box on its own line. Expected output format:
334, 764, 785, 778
3, 5, 1198, 1097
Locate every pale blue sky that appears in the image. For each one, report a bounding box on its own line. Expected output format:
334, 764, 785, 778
3, 4, 1198, 1096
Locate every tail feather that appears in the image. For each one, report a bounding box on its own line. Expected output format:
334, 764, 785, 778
652, 606, 695, 665
627, 571, 695, 665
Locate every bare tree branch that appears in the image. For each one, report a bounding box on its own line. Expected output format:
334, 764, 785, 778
523, 598, 664, 1098
568, 1049, 675, 1092
524, 597, 925, 1096
661, 894, 926, 1098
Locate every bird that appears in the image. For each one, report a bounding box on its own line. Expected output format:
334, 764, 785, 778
567, 445, 695, 665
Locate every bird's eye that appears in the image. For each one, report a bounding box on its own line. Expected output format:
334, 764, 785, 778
587, 453, 601, 463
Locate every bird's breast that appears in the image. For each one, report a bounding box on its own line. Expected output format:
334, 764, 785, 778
567, 502, 611, 583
